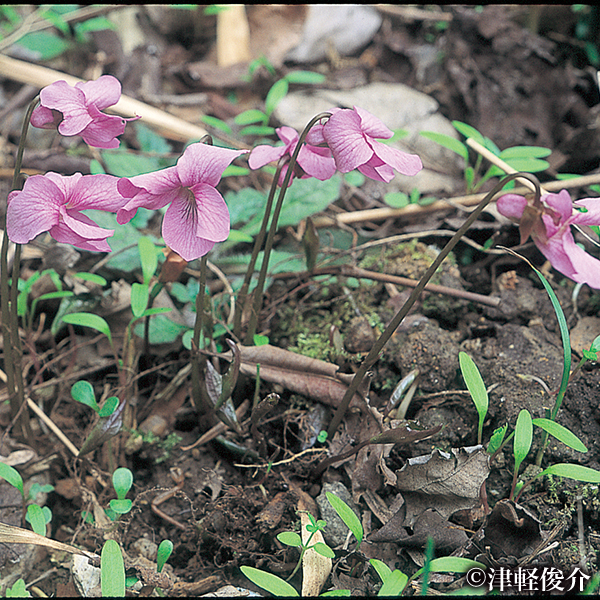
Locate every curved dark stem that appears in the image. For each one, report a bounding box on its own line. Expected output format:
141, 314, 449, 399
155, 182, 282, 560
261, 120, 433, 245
326, 172, 542, 440
233, 159, 286, 339
243, 112, 331, 345
190, 255, 209, 414
1, 95, 39, 441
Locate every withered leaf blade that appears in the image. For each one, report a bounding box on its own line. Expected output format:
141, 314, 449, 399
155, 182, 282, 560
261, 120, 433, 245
220, 339, 240, 407
394, 445, 490, 527
369, 423, 443, 446
78, 400, 125, 456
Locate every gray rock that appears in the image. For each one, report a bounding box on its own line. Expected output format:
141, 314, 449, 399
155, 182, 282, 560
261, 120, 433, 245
273, 83, 464, 195
286, 5, 382, 64
316, 482, 361, 548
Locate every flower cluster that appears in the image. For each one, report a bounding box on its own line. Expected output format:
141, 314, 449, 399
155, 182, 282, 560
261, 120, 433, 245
8, 79, 424, 262
497, 189, 600, 289
248, 106, 423, 184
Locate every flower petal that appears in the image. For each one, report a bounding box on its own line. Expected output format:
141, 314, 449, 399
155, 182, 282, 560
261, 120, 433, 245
358, 159, 395, 183
572, 198, 600, 227
60, 207, 114, 240
65, 174, 127, 212
354, 106, 393, 139
30, 105, 59, 129
177, 143, 247, 188
297, 145, 336, 180
186, 182, 230, 241
79, 106, 128, 149
323, 109, 373, 173
6, 176, 62, 244
543, 190, 573, 222
496, 194, 528, 221
248, 144, 288, 170
369, 139, 423, 177
49, 221, 112, 252
161, 205, 216, 262
75, 75, 122, 110
40, 81, 91, 136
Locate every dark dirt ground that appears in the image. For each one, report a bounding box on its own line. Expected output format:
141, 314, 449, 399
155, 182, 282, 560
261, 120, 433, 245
3, 5, 600, 597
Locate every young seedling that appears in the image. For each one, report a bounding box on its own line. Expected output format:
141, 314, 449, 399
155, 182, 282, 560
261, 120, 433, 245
108, 467, 134, 518
369, 559, 408, 597
510, 409, 533, 500
459, 351, 488, 445
156, 539, 174, 573
325, 492, 363, 551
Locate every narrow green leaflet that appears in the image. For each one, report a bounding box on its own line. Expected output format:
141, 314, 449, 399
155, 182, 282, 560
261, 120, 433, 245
414, 557, 486, 579
326, 492, 363, 548
370, 558, 393, 581
420, 131, 468, 161
138, 237, 158, 284
241, 566, 299, 597
459, 352, 488, 444
61, 313, 112, 345
113, 467, 133, 499
277, 531, 302, 547
131, 282, 150, 319
265, 79, 289, 116
540, 464, 600, 483
532, 418, 588, 452
101, 539, 125, 597
378, 569, 408, 597
513, 409, 533, 472
0, 463, 24, 497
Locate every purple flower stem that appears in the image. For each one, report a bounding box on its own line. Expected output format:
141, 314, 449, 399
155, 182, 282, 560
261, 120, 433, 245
243, 112, 332, 345
326, 172, 542, 440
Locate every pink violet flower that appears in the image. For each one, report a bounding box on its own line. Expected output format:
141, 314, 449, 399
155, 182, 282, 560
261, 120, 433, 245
30, 75, 138, 149
6, 172, 127, 253
248, 126, 336, 186
117, 142, 247, 262
497, 189, 600, 289
306, 106, 423, 182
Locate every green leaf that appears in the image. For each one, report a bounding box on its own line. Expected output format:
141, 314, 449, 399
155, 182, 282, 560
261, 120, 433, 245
138, 237, 159, 284
98, 396, 119, 418
101, 539, 125, 597
234, 109, 268, 125
109, 498, 133, 514
532, 418, 587, 452
5, 578, 31, 597
277, 531, 302, 547
135, 122, 172, 154
284, 70, 326, 84
73, 272, 108, 286
487, 424, 508, 455
112, 467, 133, 499
133, 314, 187, 344
201, 115, 232, 135
131, 282, 150, 319
0, 463, 24, 497
513, 409, 533, 472
325, 492, 363, 548
265, 78, 288, 116
61, 313, 112, 345
540, 463, 600, 483
503, 157, 549, 173
321, 591, 351, 597
459, 352, 488, 444
420, 131, 468, 161
71, 380, 100, 413
157, 539, 174, 573
370, 558, 393, 582
344, 171, 365, 187
253, 334, 270, 346
384, 191, 409, 208
16, 31, 70, 60
222, 164, 250, 177
73, 15, 115, 35
100, 148, 174, 177
414, 557, 486, 579
240, 566, 299, 597
239, 125, 276, 137
25, 504, 47, 536
500, 146, 551, 159
313, 542, 335, 558
378, 569, 408, 596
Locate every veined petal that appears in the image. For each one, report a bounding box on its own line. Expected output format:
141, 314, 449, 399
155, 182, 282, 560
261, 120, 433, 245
358, 160, 395, 183
117, 187, 184, 224
369, 138, 423, 176
161, 207, 216, 263
41, 81, 91, 136
30, 105, 59, 129
187, 182, 230, 241
118, 166, 181, 198
297, 145, 336, 180
275, 126, 299, 147
323, 109, 373, 172
571, 198, 600, 227
248, 144, 288, 170
65, 174, 127, 212
49, 221, 112, 253
177, 143, 247, 188
355, 106, 393, 139
76, 75, 122, 110
61, 207, 115, 240
543, 190, 573, 222
6, 176, 62, 244
79, 107, 128, 149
